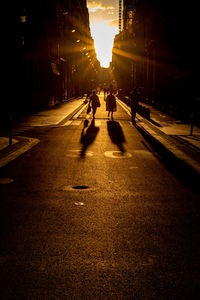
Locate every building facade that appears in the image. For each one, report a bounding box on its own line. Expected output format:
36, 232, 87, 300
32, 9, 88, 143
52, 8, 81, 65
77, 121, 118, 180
6, 0, 99, 121
112, 0, 200, 123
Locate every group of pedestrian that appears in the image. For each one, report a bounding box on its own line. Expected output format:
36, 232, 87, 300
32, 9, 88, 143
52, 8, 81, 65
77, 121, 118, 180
86, 88, 139, 122
87, 90, 117, 120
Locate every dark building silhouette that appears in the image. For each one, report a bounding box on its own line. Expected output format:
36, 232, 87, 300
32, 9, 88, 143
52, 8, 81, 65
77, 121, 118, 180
112, 0, 200, 124
2, 0, 100, 122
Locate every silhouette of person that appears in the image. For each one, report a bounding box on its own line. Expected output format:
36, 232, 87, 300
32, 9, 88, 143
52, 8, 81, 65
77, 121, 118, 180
89, 90, 100, 119
80, 119, 99, 157
107, 120, 126, 153
106, 90, 117, 120
129, 88, 139, 123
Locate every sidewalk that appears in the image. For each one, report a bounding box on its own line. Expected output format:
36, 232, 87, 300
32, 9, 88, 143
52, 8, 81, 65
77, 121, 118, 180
0, 97, 87, 169
117, 98, 200, 177
1, 95, 200, 177
141, 102, 200, 151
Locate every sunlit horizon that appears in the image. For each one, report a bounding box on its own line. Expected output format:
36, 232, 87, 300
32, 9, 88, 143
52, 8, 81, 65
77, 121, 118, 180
90, 21, 118, 68
87, 0, 119, 68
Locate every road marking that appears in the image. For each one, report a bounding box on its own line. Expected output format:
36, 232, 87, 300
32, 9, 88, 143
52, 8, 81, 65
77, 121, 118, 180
66, 150, 93, 158
104, 151, 132, 158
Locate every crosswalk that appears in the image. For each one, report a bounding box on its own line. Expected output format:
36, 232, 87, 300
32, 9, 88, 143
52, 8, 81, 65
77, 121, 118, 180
0, 119, 132, 138
60, 119, 125, 127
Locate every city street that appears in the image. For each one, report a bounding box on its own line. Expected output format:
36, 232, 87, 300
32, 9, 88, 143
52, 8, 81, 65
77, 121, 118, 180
0, 93, 199, 299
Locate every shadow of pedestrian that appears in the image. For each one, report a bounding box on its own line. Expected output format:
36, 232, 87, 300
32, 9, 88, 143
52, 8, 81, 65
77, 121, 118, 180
107, 121, 126, 153
80, 119, 99, 157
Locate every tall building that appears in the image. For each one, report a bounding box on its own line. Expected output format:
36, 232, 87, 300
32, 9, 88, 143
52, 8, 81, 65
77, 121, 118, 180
10, 0, 99, 120
112, 0, 200, 124
123, 0, 136, 31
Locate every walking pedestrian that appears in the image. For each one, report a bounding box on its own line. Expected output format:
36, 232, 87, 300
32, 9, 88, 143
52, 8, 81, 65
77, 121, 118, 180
129, 88, 139, 123
89, 90, 101, 119
106, 90, 117, 120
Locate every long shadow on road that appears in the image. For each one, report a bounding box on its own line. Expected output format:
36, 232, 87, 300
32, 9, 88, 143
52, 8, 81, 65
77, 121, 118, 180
80, 119, 99, 157
107, 120, 126, 153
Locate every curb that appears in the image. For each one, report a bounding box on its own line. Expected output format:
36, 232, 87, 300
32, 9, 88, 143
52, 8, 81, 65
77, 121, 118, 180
117, 98, 200, 177
57, 99, 88, 125
136, 119, 200, 177
0, 136, 40, 169
0, 99, 87, 169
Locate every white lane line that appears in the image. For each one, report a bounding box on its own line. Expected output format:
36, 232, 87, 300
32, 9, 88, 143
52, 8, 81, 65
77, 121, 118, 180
104, 151, 132, 158
66, 150, 93, 157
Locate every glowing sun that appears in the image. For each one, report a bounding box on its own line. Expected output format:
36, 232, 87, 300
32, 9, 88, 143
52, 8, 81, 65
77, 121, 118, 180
90, 22, 118, 68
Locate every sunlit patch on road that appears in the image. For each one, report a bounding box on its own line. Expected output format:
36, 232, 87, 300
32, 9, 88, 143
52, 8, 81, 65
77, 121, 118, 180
0, 178, 14, 184
104, 151, 132, 158
93, 120, 101, 126
66, 150, 93, 158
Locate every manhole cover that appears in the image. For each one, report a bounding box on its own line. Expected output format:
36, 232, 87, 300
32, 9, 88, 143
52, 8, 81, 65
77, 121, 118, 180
62, 185, 96, 192
72, 185, 89, 190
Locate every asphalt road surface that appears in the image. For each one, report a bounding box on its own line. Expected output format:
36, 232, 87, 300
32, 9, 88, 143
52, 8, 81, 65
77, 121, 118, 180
0, 93, 199, 299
